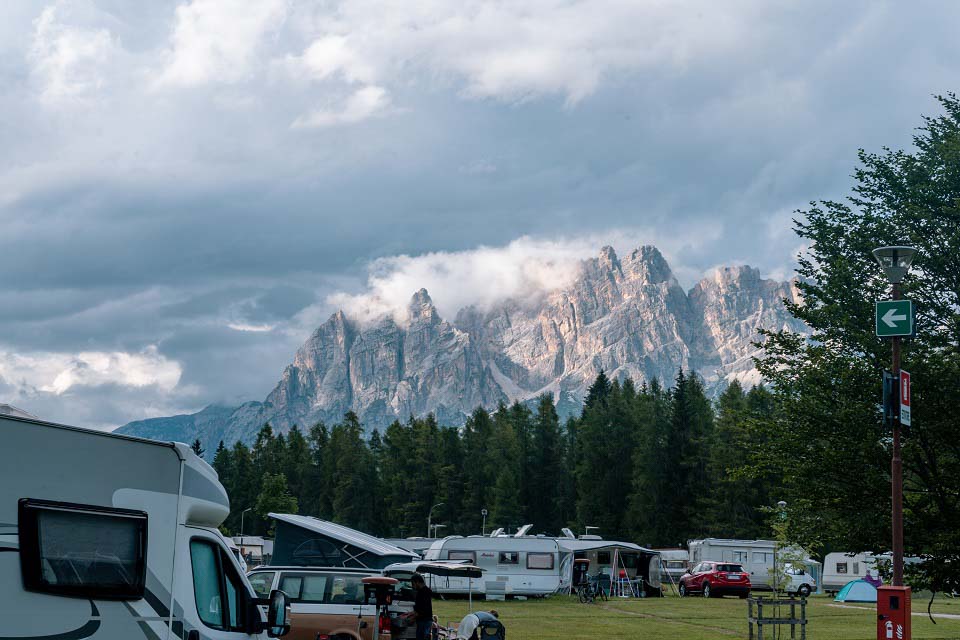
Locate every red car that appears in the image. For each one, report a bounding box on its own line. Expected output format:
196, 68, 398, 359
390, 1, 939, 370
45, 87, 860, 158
678, 561, 751, 598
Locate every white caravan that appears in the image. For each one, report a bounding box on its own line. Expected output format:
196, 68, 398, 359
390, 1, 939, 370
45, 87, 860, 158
422, 534, 562, 597
822, 552, 883, 592
0, 413, 290, 639
688, 538, 820, 595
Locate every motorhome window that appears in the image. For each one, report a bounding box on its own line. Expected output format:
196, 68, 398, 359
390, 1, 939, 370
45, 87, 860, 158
752, 552, 773, 564
449, 551, 476, 563
18, 499, 147, 600
499, 552, 519, 565
191, 541, 225, 629
248, 571, 276, 598
837, 563, 848, 574
189, 540, 248, 632
300, 575, 329, 602
527, 553, 554, 570
597, 552, 611, 565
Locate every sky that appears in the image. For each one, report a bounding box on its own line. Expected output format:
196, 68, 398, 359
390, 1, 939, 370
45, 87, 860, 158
1, 0, 958, 429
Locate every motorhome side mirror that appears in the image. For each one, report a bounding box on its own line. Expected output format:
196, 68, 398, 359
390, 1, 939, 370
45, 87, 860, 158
266, 589, 291, 637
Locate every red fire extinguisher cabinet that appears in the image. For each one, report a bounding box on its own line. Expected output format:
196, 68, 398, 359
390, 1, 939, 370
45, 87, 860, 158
877, 586, 911, 640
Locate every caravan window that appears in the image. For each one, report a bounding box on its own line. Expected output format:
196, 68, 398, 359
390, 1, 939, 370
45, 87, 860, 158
527, 553, 555, 570
837, 562, 848, 574
449, 551, 476, 563
726, 551, 748, 563
18, 499, 147, 600
499, 552, 519, 565
597, 552, 611, 565
752, 552, 774, 564
853, 562, 860, 575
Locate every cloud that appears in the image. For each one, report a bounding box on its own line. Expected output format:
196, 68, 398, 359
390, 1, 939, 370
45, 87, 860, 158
0, 345, 181, 395
292, 84, 390, 128
227, 322, 275, 332
29, 2, 117, 104
325, 228, 724, 325
155, 0, 287, 88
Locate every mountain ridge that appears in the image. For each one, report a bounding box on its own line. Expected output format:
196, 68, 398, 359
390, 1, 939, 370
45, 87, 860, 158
116, 245, 805, 451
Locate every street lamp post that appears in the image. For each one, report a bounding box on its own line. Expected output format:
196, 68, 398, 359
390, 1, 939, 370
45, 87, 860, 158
773, 501, 787, 594
872, 245, 918, 587
240, 507, 253, 538
428, 502, 445, 538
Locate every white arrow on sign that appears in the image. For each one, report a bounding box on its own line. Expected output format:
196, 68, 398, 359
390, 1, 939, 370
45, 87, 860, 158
882, 308, 908, 328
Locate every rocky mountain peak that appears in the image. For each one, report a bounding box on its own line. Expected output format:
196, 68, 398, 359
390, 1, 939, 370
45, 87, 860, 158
623, 245, 675, 285
408, 288, 439, 324
118, 244, 807, 449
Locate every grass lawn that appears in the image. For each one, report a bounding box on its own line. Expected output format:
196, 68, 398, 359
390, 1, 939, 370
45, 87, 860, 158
433, 594, 960, 639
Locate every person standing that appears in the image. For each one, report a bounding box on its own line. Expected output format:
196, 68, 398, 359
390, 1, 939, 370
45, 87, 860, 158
411, 573, 434, 640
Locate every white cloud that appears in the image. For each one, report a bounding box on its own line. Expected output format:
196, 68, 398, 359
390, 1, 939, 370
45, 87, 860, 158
292, 84, 390, 128
324, 227, 724, 325
0, 345, 182, 395
155, 0, 287, 88
29, 3, 117, 104
227, 322, 275, 332
285, 0, 757, 104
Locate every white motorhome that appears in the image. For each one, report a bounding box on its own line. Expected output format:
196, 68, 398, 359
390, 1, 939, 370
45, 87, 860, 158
688, 538, 820, 595
422, 533, 563, 597
822, 552, 883, 592
0, 413, 290, 639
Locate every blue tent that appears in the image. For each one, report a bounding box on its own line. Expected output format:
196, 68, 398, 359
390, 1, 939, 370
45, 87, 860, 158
834, 579, 878, 603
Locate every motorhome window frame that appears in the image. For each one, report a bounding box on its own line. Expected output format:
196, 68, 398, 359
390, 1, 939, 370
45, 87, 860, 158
448, 551, 476, 563
18, 498, 148, 601
526, 552, 555, 570
189, 536, 250, 632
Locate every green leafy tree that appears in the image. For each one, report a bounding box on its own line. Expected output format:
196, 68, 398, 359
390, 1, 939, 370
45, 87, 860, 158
255, 472, 299, 534
752, 94, 960, 588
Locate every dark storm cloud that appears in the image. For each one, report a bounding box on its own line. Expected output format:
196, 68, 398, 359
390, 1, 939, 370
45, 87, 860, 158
2, 0, 959, 427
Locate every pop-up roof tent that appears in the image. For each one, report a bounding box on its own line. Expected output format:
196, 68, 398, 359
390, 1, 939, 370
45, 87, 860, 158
269, 513, 418, 569
834, 579, 878, 603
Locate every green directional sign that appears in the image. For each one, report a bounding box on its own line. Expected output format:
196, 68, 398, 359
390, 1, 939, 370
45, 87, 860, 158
876, 299, 914, 337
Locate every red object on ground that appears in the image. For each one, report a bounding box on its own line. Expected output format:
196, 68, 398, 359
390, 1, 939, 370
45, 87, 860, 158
877, 586, 911, 640
679, 561, 751, 598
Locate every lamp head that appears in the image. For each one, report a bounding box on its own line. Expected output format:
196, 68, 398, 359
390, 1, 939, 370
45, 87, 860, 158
777, 501, 787, 509
872, 246, 917, 284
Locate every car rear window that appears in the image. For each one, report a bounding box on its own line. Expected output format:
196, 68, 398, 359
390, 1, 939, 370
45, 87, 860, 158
717, 564, 744, 573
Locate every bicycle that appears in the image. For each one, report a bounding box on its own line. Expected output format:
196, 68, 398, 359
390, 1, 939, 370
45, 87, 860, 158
576, 573, 609, 604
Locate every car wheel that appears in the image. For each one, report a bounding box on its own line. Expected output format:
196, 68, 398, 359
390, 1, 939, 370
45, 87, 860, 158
797, 584, 811, 598
679, 583, 687, 597
703, 583, 712, 598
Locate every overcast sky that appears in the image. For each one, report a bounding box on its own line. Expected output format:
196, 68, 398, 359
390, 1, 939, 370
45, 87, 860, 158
2, 0, 958, 429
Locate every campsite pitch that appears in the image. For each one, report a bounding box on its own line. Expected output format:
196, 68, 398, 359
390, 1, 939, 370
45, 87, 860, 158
433, 594, 960, 639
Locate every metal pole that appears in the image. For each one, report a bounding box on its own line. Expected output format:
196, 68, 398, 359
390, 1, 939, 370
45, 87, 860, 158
891, 282, 904, 586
